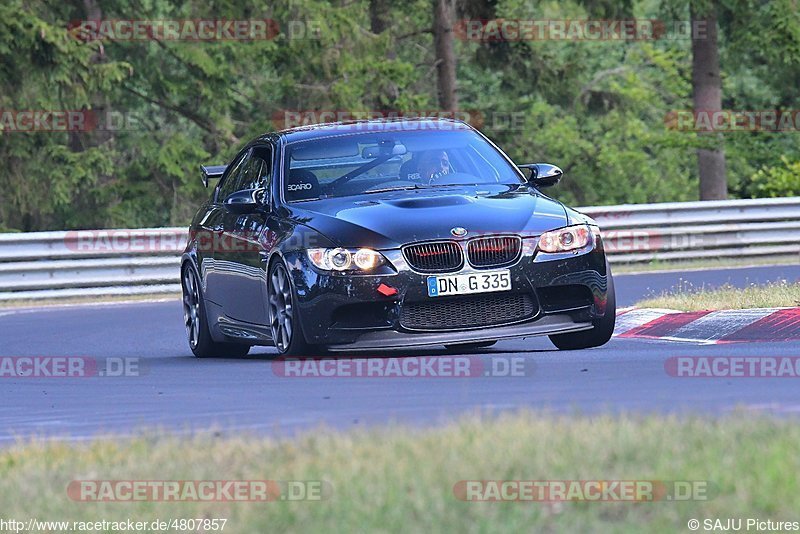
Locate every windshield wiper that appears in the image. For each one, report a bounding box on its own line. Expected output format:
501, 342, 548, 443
426, 182, 523, 188
363, 184, 427, 194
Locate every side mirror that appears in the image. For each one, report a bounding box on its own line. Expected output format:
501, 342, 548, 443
518, 163, 563, 188
224, 189, 263, 214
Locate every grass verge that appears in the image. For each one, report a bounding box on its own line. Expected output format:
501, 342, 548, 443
635, 280, 800, 311
1, 412, 798, 532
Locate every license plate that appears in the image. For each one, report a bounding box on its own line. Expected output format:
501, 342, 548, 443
427, 270, 512, 297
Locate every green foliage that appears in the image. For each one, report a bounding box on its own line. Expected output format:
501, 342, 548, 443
749, 156, 800, 198
0, 0, 798, 231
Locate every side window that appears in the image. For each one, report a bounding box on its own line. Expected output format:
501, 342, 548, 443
245, 145, 273, 203
240, 145, 272, 191
216, 148, 251, 202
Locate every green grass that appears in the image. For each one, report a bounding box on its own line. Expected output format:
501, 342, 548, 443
1, 412, 799, 533
636, 280, 800, 311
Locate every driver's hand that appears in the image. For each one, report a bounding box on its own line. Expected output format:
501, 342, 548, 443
427, 170, 447, 185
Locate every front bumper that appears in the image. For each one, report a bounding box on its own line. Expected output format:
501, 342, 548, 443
285, 234, 610, 349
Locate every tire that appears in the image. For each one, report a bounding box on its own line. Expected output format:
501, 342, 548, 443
444, 340, 498, 351
549, 264, 616, 350
182, 265, 251, 358
268, 260, 316, 356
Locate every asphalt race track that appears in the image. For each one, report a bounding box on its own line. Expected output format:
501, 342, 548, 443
1, 264, 798, 443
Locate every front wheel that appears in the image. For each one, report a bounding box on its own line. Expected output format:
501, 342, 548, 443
549, 265, 616, 350
268, 261, 315, 356
182, 265, 251, 358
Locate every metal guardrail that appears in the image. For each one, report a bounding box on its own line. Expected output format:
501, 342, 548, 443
580, 197, 800, 264
0, 197, 798, 301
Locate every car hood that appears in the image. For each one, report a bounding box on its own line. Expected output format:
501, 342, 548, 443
286, 184, 569, 249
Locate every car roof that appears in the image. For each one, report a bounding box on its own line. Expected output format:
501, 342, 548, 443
256, 117, 474, 144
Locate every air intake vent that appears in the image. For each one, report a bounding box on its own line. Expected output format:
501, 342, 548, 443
400, 293, 537, 330
403, 241, 463, 273
467, 236, 522, 268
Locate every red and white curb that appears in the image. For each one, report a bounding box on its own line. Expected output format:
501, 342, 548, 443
614, 307, 800, 344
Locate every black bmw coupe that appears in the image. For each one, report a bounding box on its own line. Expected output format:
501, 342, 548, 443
182, 118, 615, 357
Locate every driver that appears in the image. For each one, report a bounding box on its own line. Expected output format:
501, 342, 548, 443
417, 150, 452, 184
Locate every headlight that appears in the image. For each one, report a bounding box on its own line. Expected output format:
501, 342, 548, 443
538, 225, 591, 253
307, 247, 387, 272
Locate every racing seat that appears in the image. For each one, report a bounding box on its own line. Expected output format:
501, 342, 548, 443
398, 155, 422, 182
286, 169, 321, 201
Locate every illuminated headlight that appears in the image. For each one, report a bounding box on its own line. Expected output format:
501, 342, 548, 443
538, 225, 591, 253
307, 248, 387, 272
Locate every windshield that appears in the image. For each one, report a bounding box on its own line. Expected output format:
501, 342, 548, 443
282, 129, 524, 202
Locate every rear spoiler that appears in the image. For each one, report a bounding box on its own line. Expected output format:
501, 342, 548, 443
200, 165, 227, 188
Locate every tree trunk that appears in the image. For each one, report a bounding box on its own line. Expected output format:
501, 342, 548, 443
369, 0, 399, 110
433, 0, 458, 111
74, 0, 112, 148
369, 0, 391, 34
691, 1, 727, 200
